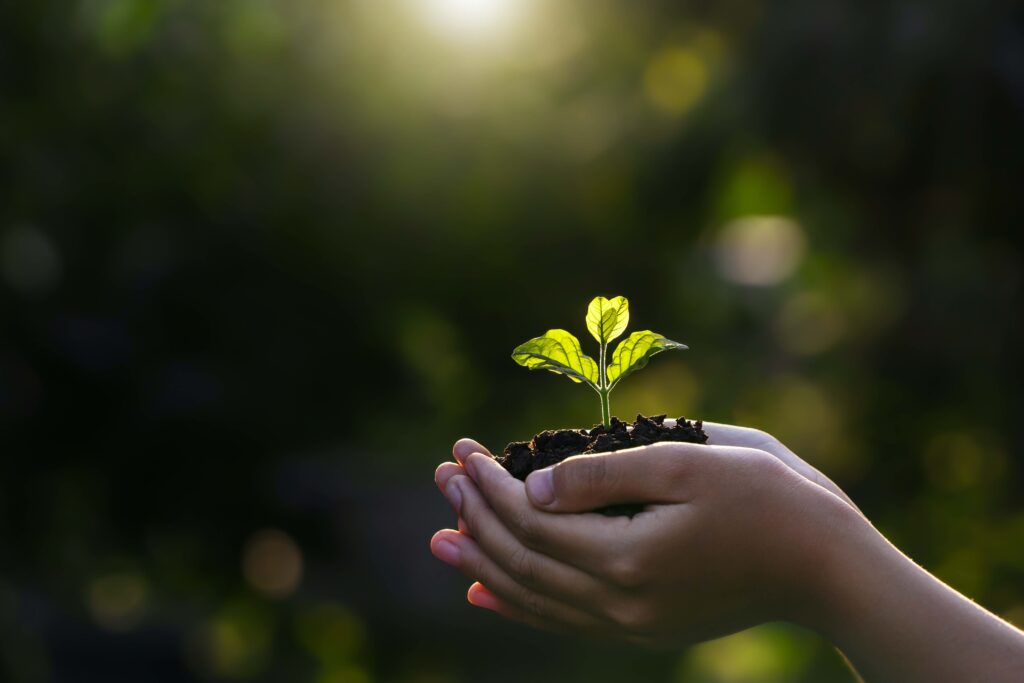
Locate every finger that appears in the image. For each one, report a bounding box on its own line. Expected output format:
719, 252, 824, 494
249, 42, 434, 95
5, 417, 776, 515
435, 461, 463, 493
435, 462, 474, 536
466, 582, 600, 637
702, 422, 859, 511
702, 422, 820, 486
702, 421, 776, 449
430, 530, 608, 635
468, 581, 610, 638
461, 453, 630, 575
453, 438, 492, 465
466, 582, 504, 612
523, 441, 751, 513
445, 474, 607, 604
435, 462, 464, 515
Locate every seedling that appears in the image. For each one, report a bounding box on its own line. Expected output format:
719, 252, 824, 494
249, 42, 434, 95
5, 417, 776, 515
512, 295, 688, 428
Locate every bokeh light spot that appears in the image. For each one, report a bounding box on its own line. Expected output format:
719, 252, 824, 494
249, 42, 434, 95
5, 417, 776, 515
184, 602, 273, 680
86, 571, 148, 631
714, 215, 806, 286
714, 155, 793, 220
224, 1, 287, 58
80, 0, 161, 57
677, 625, 813, 682
735, 375, 859, 478
242, 529, 303, 599
775, 291, 847, 355
644, 47, 707, 116
922, 431, 1005, 491
294, 603, 367, 666
395, 308, 481, 422
418, 0, 519, 39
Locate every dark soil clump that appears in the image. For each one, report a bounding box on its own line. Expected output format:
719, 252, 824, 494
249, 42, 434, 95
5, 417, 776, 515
498, 414, 708, 515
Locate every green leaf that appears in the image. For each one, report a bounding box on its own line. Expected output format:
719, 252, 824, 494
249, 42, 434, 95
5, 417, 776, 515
511, 329, 599, 388
607, 331, 687, 387
586, 296, 630, 345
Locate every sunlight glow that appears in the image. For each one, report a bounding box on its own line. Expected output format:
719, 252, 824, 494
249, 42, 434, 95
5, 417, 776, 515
419, 0, 518, 38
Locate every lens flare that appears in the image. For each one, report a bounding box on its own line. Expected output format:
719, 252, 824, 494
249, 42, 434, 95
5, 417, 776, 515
419, 0, 518, 37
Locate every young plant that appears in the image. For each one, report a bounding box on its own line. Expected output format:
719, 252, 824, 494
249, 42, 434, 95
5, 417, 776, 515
511, 295, 688, 428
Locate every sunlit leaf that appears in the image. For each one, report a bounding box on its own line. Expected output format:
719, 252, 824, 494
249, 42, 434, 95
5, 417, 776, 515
586, 295, 629, 345
511, 329, 599, 388
607, 331, 687, 387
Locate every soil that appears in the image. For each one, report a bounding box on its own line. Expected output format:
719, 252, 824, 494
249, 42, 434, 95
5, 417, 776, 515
497, 414, 708, 515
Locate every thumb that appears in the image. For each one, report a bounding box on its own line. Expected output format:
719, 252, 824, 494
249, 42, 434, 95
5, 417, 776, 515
524, 443, 701, 512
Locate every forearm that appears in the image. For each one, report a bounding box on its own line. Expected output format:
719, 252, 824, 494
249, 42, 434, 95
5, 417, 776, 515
812, 509, 1024, 682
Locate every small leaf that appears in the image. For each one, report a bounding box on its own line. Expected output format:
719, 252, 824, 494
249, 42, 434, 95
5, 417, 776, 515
607, 331, 688, 387
586, 296, 630, 345
512, 329, 599, 388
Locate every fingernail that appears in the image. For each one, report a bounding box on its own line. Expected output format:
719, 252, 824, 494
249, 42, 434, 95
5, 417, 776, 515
453, 439, 477, 463
468, 585, 499, 610
435, 463, 458, 491
526, 468, 555, 506
445, 478, 463, 511
433, 539, 461, 565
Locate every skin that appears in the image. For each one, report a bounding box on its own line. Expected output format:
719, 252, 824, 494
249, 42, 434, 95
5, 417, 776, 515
430, 422, 1024, 682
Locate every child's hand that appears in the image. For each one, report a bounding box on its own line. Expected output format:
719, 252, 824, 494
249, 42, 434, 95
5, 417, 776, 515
432, 427, 1024, 681
432, 438, 855, 646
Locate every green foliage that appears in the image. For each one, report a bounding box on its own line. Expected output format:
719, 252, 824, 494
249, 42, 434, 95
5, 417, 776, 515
510, 329, 599, 388
586, 295, 629, 345
512, 296, 687, 426
607, 331, 688, 387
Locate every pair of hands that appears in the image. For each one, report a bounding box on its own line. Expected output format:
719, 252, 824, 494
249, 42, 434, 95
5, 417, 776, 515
430, 422, 861, 648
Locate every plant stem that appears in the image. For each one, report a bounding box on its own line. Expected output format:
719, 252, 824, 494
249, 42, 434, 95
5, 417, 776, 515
598, 341, 611, 427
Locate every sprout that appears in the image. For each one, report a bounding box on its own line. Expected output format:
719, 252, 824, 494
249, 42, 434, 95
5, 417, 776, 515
512, 296, 688, 427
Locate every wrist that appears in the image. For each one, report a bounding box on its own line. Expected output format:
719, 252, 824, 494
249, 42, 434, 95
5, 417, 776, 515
791, 493, 1024, 682
787, 495, 891, 638
804, 502, 924, 654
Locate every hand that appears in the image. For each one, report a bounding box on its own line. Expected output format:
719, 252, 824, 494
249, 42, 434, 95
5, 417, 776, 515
699, 422, 859, 512
432, 427, 1024, 681
431, 435, 856, 647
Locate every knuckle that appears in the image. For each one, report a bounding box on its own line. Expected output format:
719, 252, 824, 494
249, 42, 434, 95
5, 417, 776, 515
644, 443, 697, 491
458, 515, 476, 539
582, 456, 609, 492
560, 455, 613, 498
509, 508, 537, 542
519, 586, 546, 618
747, 427, 782, 453
750, 448, 788, 475
608, 555, 648, 590
662, 456, 693, 486
507, 545, 538, 586
740, 451, 795, 497
608, 601, 654, 634
465, 550, 488, 582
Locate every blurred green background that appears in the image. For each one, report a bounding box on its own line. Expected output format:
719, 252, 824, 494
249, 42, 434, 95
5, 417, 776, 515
2, 0, 1023, 681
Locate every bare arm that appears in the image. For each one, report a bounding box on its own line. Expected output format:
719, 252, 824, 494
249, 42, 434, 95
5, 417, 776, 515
812, 515, 1024, 682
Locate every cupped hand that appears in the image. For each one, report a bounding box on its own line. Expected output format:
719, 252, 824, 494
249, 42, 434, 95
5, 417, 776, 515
431, 434, 862, 647
700, 422, 859, 512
